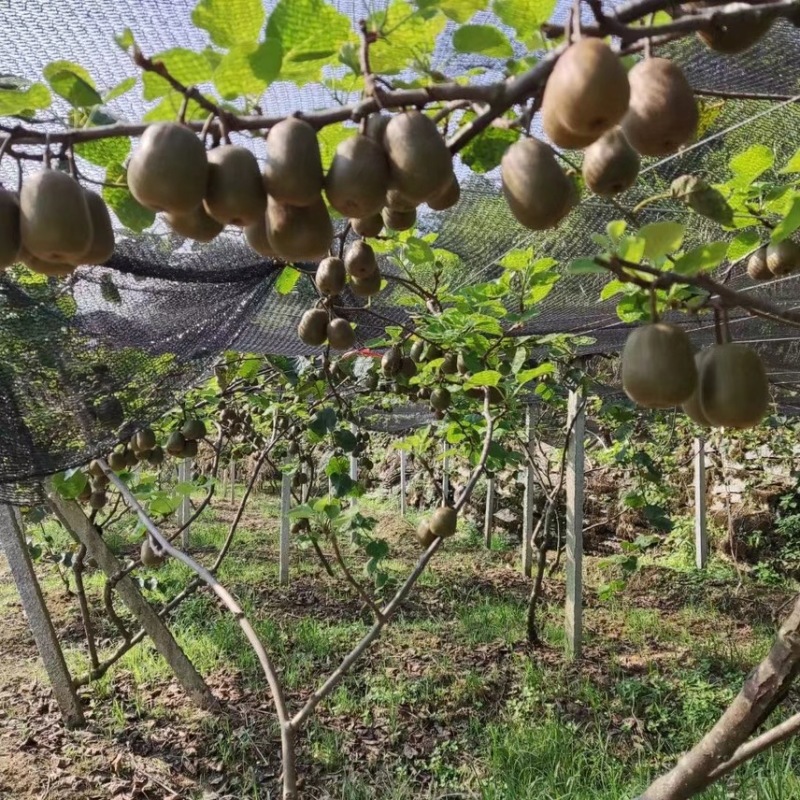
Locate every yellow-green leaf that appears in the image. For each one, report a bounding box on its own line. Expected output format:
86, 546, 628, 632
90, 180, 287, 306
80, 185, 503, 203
192, 0, 265, 48
0, 83, 51, 115
275, 266, 301, 294
638, 221, 685, 261
103, 163, 155, 233
728, 144, 774, 187
453, 24, 513, 57
770, 193, 800, 244
214, 40, 283, 99
368, 1, 446, 75
672, 241, 727, 275
493, 0, 556, 47
143, 49, 213, 101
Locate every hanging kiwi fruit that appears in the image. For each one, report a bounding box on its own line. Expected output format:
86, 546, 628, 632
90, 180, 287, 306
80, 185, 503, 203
127, 122, 209, 213
416, 519, 436, 547
351, 213, 384, 238
429, 387, 451, 411
541, 38, 630, 148
766, 239, 800, 276
621, 322, 697, 408
134, 427, 157, 452
381, 206, 416, 232
19, 247, 75, 277
501, 138, 574, 230
316, 256, 346, 295
263, 117, 323, 207
204, 145, 266, 226
165, 204, 224, 242
267, 195, 333, 261
166, 431, 186, 456
325, 134, 390, 218
621, 57, 698, 156
350, 269, 382, 297
141, 538, 166, 568
429, 505, 458, 538
427, 174, 460, 211
327, 317, 356, 350
108, 450, 127, 472
244, 214, 276, 258
681, 350, 714, 426
0, 189, 20, 269
691, 1, 774, 53
344, 239, 378, 280
181, 418, 206, 441
746, 245, 770, 281
80, 189, 115, 265
581, 128, 640, 196
298, 307, 330, 347
381, 345, 403, 377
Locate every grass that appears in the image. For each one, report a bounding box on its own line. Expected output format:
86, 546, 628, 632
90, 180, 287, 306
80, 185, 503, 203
1, 490, 799, 799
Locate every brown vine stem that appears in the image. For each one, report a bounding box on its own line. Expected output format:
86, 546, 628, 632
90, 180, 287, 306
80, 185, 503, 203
96, 458, 298, 800
327, 523, 386, 622
73, 543, 100, 670
291, 392, 494, 730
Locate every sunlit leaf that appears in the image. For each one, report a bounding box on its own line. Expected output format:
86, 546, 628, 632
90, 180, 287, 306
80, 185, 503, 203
192, 0, 265, 48
0, 83, 51, 115
368, 1, 446, 75
453, 24, 513, 57
638, 221, 685, 261
214, 39, 282, 99
465, 369, 501, 387
728, 144, 774, 188
104, 77, 137, 103
770, 194, 800, 244
727, 229, 761, 262
493, 0, 555, 47
143, 49, 213, 101
103, 162, 155, 232
671, 241, 727, 275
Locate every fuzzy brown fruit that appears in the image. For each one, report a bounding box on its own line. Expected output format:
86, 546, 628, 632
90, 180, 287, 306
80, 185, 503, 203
327, 318, 356, 350
429, 506, 457, 538
146, 445, 164, 466
181, 419, 206, 441
541, 39, 630, 146
165, 204, 224, 243
681, 350, 714, 426
383, 111, 453, 203
166, 431, 186, 456
267, 195, 333, 261
501, 138, 574, 231
316, 257, 346, 295
141, 539, 166, 568
698, 343, 769, 429
182, 439, 198, 459
244, 214, 276, 258
134, 428, 157, 452
80, 190, 115, 265
127, 123, 208, 213
581, 128, 640, 196
89, 491, 107, 510
429, 387, 451, 411
416, 519, 436, 547
0, 189, 20, 269
351, 214, 384, 238
344, 239, 378, 279
263, 118, 323, 207
298, 308, 329, 347
204, 145, 266, 226
325, 134, 390, 219
427, 175, 460, 211
108, 451, 127, 472
365, 113, 390, 142
622, 58, 698, 157
695, 2, 773, 53
19, 247, 75, 277
766, 239, 800, 276
381, 346, 403, 377
399, 357, 417, 379
381, 207, 416, 232
20, 169, 93, 264
384, 188, 417, 212
349, 270, 382, 297
746, 245, 770, 281
621, 323, 697, 408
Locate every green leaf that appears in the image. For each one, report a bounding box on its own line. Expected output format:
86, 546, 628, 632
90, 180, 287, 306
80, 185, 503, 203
103, 162, 155, 233
275, 266, 301, 294
516, 363, 554, 385
51, 469, 88, 500
638, 221, 685, 261
452, 24, 513, 57
405, 237, 435, 265
465, 369, 501, 387
104, 77, 137, 103
728, 144, 774, 188
268, 0, 354, 83
567, 258, 605, 274
617, 236, 645, 264
419, 0, 488, 22
606, 219, 627, 241
671, 241, 727, 275
44, 68, 101, 108
493, 0, 555, 47
143, 49, 213, 101
600, 279, 629, 301
192, 0, 265, 48
75, 137, 131, 169
460, 122, 518, 173
288, 503, 315, 519
780, 146, 800, 174
115, 28, 136, 51
368, 1, 446, 75
727, 229, 761, 262
770, 194, 800, 244
42, 60, 95, 88
0, 83, 51, 115
144, 92, 207, 122
511, 346, 527, 374
214, 40, 283, 99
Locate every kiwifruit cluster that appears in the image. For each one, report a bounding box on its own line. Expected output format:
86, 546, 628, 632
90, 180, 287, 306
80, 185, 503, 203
683, 1, 775, 54
0, 166, 115, 277
621, 323, 770, 429
416, 505, 458, 547
297, 305, 356, 351
747, 239, 800, 281
165, 417, 207, 459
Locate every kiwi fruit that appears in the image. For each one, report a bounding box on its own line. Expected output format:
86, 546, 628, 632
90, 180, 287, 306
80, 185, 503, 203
544, 123, 598, 150
698, 343, 769, 429
19, 247, 75, 277
263, 118, 323, 207
383, 111, 454, 203
124, 447, 139, 467
108, 451, 127, 472
20, 169, 93, 263
440, 352, 458, 375
501, 138, 574, 230
134, 428, 157, 452
351, 214, 384, 238
365, 113, 390, 142
89, 490, 108, 510
146, 445, 164, 466
327, 318, 356, 350
621, 58, 698, 157
681, 350, 714, 426
182, 418, 206, 441
79, 190, 115, 265
429, 506, 457, 538
416, 519, 436, 547
541, 39, 630, 146
325, 134, 390, 219
344, 239, 378, 279
127, 123, 208, 213
244, 214, 276, 258
409, 340, 425, 362
621, 323, 697, 408
350, 269, 382, 297
0, 189, 21, 269
381, 345, 403, 377
381, 207, 416, 232
430, 387, 451, 411
316, 256, 346, 295
78, 482, 93, 504
427, 175, 460, 211
746, 245, 770, 280
166, 431, 186, 456
581, 128, 640, 196
141, 539, 166, 568
694, 1, 773, 53
165, 204, 224, 242
457, 353, 469, 375
766, 239, 800, 276
399, 357, 417, 379
92, 472, 110, 489
298, 308, 330, 346
384, 188, 417, 212
203, 145, 266, 226
182, 439, 198, 459
267, 195, 333, 261
88, 459, 105, 478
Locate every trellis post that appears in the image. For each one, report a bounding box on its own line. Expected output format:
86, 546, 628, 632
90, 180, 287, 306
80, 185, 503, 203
565, 388, 586, 661
178, 457, 192, 548
279, 470, 291, 586
442, 443, 450, 502
522, 404, 535, 577
399, 449, 407, 517
694, 436, 708, 569
0, 503, 84, 727
349, 423, 359, 508
229, 461, 235, 503
484, 474, 495, 548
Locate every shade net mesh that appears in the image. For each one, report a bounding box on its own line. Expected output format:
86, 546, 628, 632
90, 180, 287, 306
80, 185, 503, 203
1, 1, 800, 502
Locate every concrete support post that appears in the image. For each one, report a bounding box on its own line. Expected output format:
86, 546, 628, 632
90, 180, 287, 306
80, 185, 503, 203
565, 389, 585, 661
694, 437, 708, 569
522, 405, 536, 577
279, 471, 291, 586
